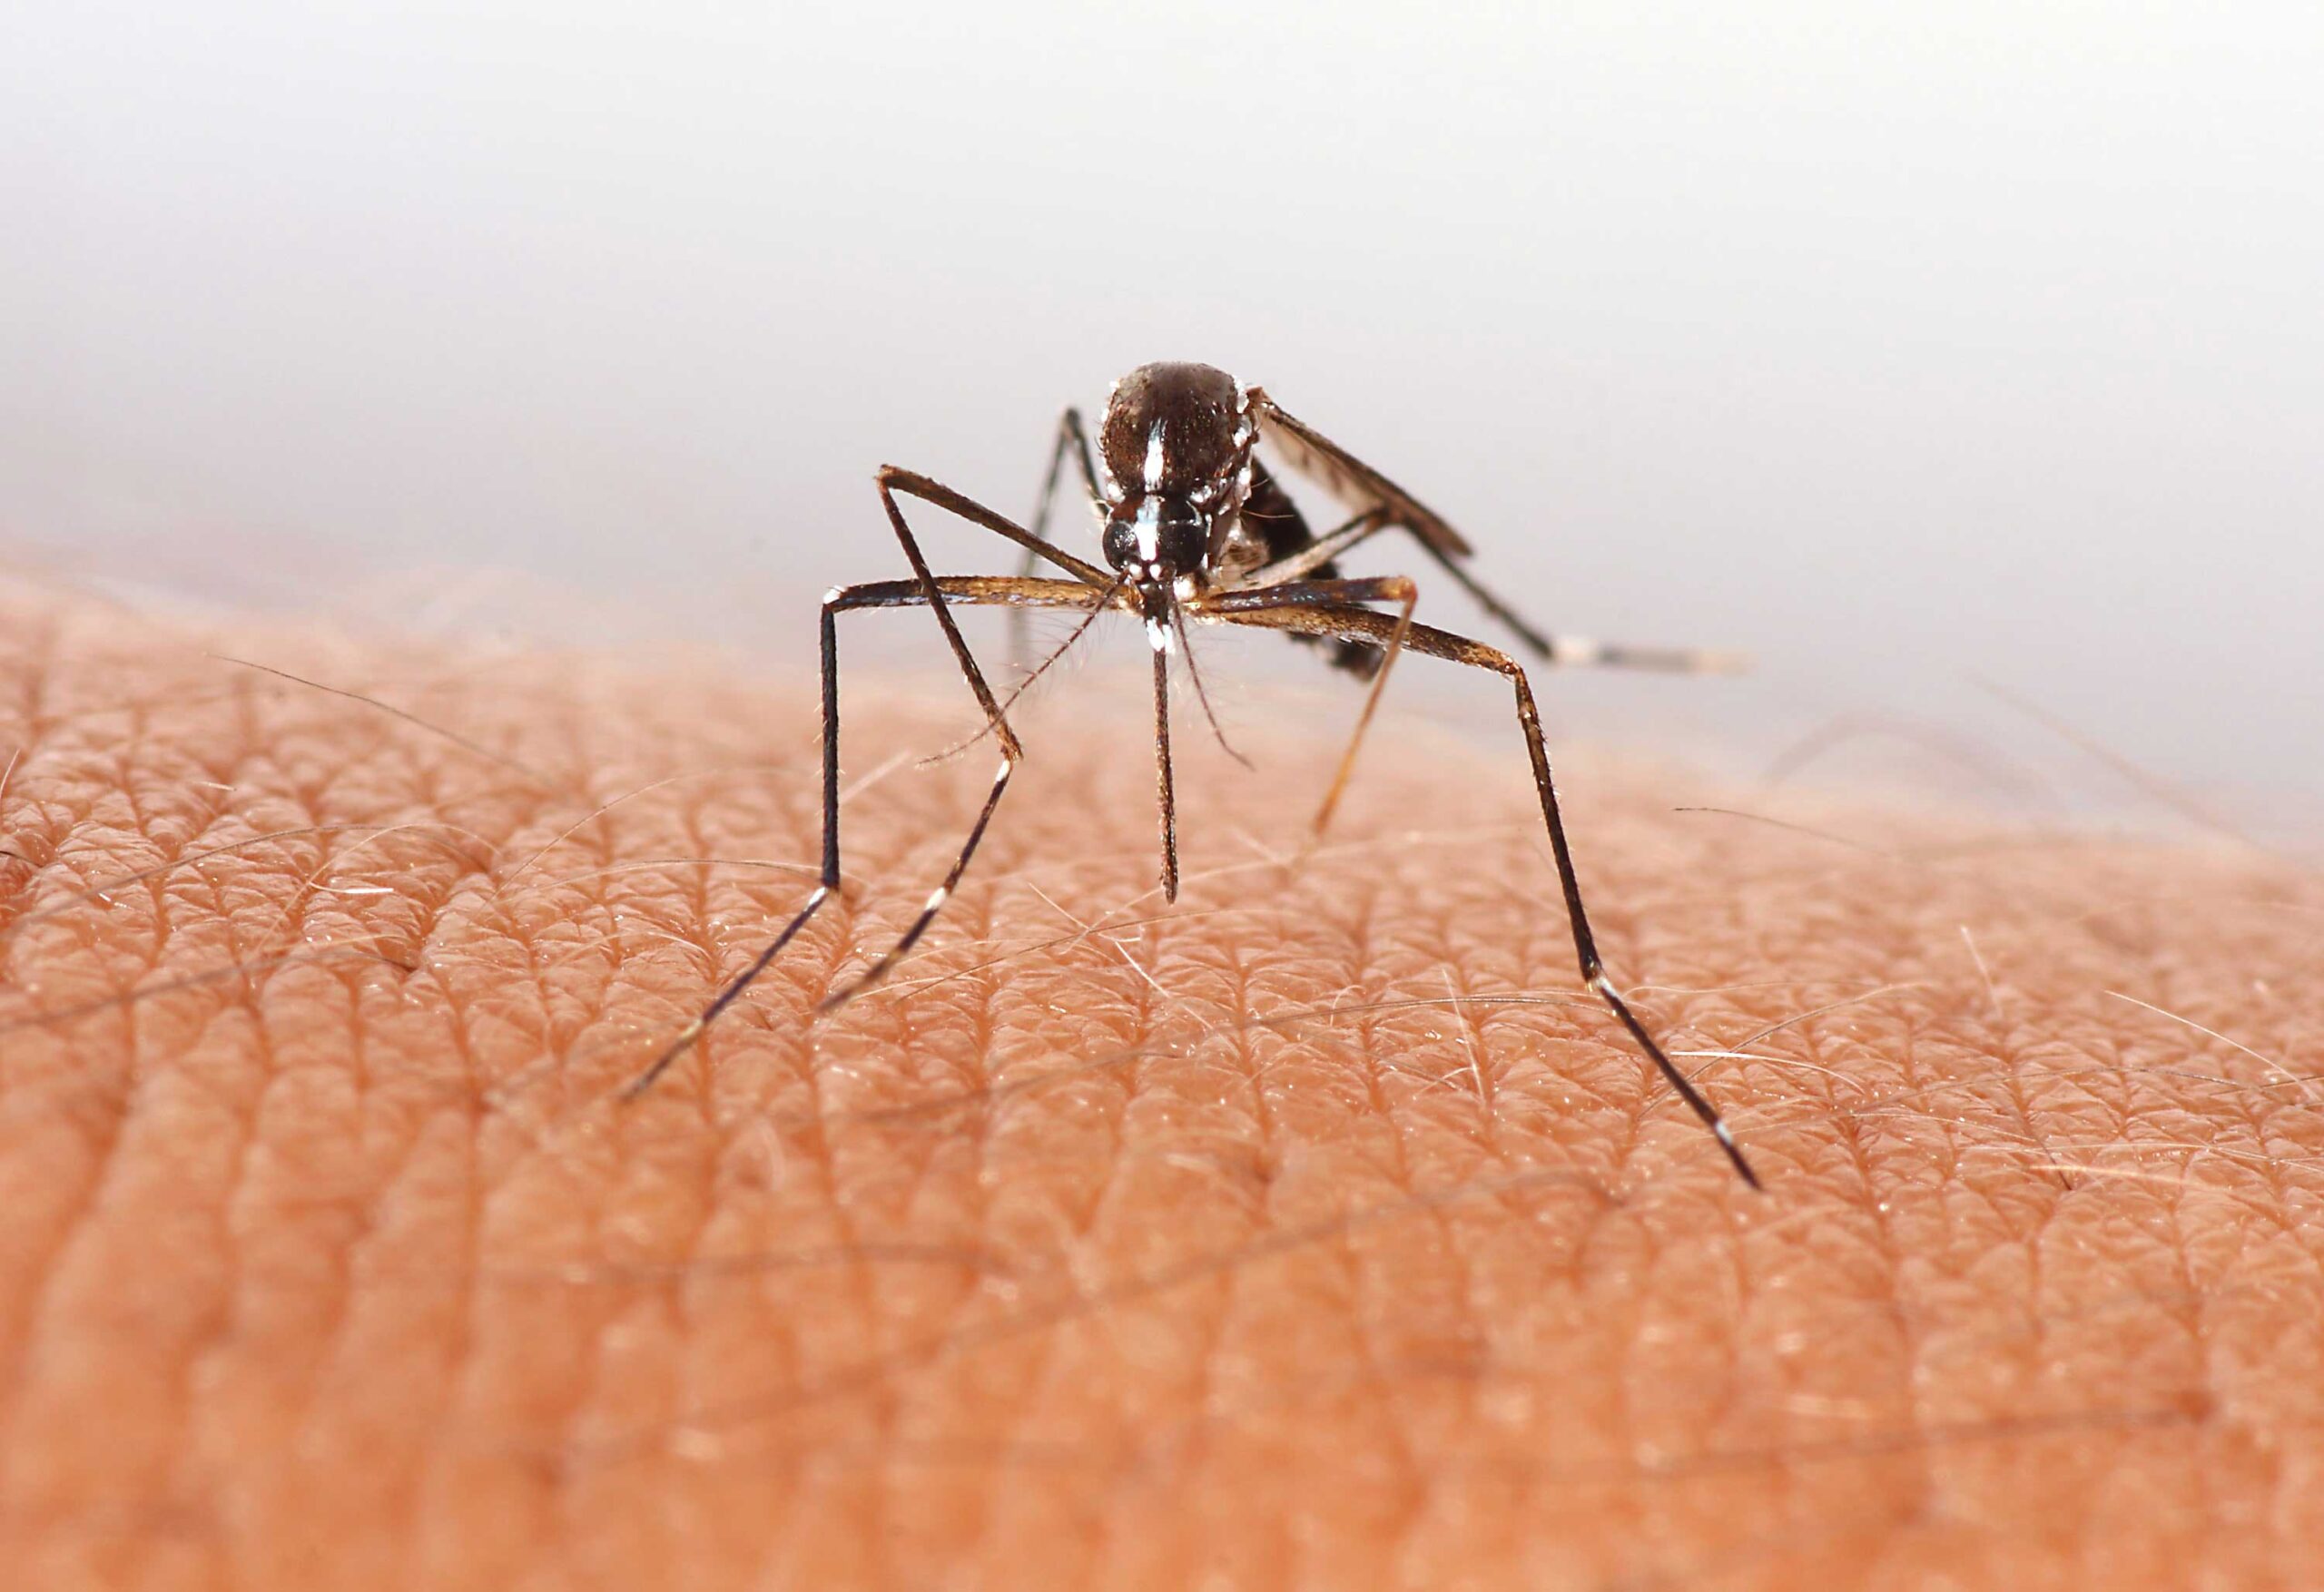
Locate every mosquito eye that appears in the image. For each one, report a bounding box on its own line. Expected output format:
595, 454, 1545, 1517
1102, 518, 1138, 570
1156, 514, 1206, 571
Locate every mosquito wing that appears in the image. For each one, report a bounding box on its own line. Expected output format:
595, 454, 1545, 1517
1247, 389, 1474, 559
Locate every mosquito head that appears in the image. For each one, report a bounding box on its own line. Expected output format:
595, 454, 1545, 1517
1102, 495, 1208, 585
1098, 361, 1254, 586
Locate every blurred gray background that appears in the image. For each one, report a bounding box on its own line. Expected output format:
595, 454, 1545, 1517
3, 4, 2318, 816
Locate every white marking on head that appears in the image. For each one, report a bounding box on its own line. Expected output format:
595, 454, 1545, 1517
1134, 496, 1161, 562
1143, 419, 1167, 491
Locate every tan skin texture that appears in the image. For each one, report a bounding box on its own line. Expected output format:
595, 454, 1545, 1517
0, 576, 2319, 1591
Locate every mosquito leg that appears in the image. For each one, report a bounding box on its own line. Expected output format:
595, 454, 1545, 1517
1242, 508, 1734, 671
878, 465, 1112, 589
1195, 575, 1418, 834
1315, 580, 1412, 834
823, 469, 1136, 1001
920, 574, 1128, 766
1008, 408, 1107, 674
1250, 391, 1735, 672
620, 573, 1108, 1098
851, 467, 1127, 996
876, 467, 1110, 759
1219, 507, 1392, 592
1211, 598, 1762, 1186
1033, 408, 1103, 544
1150, 605, 1179, 901
825, 578, 1129, 1007
1411, 541, 1741, 673
1238, 502, 1731, 671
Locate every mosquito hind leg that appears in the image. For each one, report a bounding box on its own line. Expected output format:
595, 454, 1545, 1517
1008, 408, 1107, 674
1413, 540, 1745, 673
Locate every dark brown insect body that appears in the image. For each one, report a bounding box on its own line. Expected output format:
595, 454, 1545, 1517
1093, 363, 1382, 675
627, 361, 1763, 1187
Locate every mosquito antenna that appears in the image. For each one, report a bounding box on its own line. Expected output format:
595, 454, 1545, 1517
1174, 607, 1253, 769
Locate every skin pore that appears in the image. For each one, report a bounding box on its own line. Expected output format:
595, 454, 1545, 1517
0, 575, 2319, 1591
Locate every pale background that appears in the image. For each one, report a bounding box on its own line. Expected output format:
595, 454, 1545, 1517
3, 4, 2317, 819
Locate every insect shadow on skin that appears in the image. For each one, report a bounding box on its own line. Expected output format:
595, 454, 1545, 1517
623, 361, 1762, 1187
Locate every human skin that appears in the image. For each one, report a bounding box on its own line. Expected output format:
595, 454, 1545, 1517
0, 575, 2318, 1592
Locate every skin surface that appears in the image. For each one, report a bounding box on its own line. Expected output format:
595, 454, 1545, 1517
0, 575, 2319, 1591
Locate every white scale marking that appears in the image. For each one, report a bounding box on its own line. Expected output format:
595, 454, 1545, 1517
1143, 419, 1167, 490
923, 886, 950, 911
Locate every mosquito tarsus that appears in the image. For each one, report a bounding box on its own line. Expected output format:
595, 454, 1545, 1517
624, 361, 1761, 1187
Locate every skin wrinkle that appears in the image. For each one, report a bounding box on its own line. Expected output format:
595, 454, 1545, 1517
261, 791, 476, 1584
28, 864, 238, 1543
0, 581, 2321, 1587
992, 879, 1153, 1395
1318, 857, 1451, 1506
716, 742, 915, 1572
0, 672, 297, 1508
1175, 931, 1293, 1568
880, 876, 1011, 1569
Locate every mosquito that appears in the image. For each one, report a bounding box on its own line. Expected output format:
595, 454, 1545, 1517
625, 361, 1760, 1187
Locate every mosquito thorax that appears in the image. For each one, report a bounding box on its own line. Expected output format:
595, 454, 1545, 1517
1099, 362, 1246, 496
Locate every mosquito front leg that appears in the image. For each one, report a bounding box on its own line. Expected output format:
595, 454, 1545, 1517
1212, 598, 1762, 1187
620, 574, 1105, 1098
